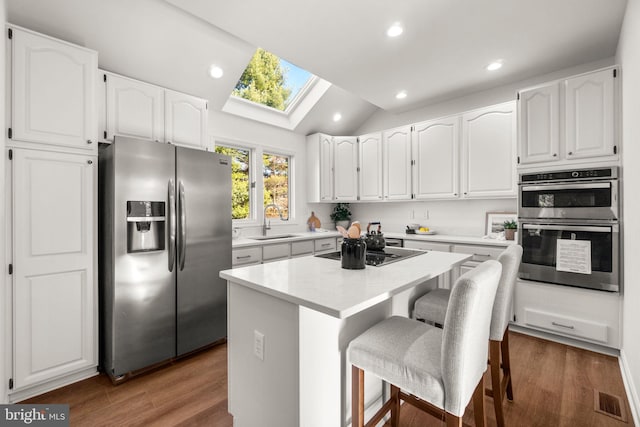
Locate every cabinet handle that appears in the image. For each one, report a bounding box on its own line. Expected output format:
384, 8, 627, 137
236, 255, 251, 260
473, 253, 491, 258
551, 321, 575, 330
553, 153, 557, 157
464, 192, 467, 195
87, 160, 93, 165
454, 193, 458, 196
321, 243, 331, 247
568, 151, 573, 155
87, 139, 93, 144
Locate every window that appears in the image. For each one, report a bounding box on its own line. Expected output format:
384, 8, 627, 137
232, 48, 313, 112
214, 145, 251, 220
263, 153, 290, 219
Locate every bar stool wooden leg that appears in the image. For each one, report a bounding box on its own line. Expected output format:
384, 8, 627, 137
390, 384, 400, 427
489, 340, 505, 427
445, 413, 463, 427
501, 329, 514, 401
472, 378, 486, 427
352, 366, 364, 427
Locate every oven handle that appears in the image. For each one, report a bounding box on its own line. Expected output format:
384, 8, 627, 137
521, 182, 610, 192
522, 224, 612, 233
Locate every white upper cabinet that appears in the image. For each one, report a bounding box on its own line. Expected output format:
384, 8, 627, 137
105, 72, 164, 143
565, 68, 617, 160
412, 116, 459, 199
518, 82, 560, 165
10, 26, 98, 152
11, 148, 97, 389
306, 133, 334, 202
358, 133, 383, 201
164, 89, 208, 149
517, 67, 619, 168
383, 126, 412, 200
461, 101, 517, 198
333, 136, 359, 201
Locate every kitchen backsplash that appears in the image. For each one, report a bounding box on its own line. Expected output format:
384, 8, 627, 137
350, 199, 517, 236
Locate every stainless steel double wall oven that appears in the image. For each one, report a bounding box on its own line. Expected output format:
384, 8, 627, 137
518, 167, 620, 292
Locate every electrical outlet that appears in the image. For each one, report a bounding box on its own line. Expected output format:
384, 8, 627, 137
424, 209, 429, 219
254, 330, 264, 361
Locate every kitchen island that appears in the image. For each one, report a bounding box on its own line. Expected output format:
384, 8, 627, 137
220, 249, 471, 427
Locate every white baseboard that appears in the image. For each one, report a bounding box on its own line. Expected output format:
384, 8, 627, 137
8, 367, 98, 403
619, 350, 640, 426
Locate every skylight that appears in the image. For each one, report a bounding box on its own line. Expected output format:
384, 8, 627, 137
231, 48, 313, 112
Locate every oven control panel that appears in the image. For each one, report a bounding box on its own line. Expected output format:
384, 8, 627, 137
520, 167, 617, 183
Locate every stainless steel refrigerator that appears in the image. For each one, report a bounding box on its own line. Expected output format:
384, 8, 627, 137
99, 136, 231, 380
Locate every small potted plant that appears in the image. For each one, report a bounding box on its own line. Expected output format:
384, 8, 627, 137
503, 220, 517, 241
330, 203, 352, 230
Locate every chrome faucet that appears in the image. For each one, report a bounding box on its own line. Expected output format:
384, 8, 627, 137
262, 203, 288, 236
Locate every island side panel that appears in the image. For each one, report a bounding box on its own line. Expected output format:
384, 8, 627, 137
299, 300, 392, 426
227, 281, 299, 427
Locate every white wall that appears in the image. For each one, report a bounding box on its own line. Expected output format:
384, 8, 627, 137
616, 0, 640, 423
1, 0, 7, 405
208, 109, 333, 237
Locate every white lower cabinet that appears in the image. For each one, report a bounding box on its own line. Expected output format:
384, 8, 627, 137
513, 279, 621, 348
232, 237, 338, 266
10, 148, 97, 390
232, 247, 262, 266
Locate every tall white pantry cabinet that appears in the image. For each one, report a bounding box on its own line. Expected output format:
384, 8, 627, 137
5, 25, 98, 400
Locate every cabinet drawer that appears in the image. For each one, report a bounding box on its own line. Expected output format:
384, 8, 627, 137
403, 240, 451, 252
524, 308, 608, 343
291, 240, 314, 256
315, 238, 336, 253
262, 243, 291, 261
232, 247, 262, 266
452, 244, 504, 262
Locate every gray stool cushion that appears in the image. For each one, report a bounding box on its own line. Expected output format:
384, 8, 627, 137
413, 288, 450, 324
348, 316, 445, 409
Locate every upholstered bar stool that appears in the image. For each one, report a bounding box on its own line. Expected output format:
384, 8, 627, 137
348, 260, 502, 427
413, 245, 523, 427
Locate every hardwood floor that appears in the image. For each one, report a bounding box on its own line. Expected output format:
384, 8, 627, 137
24, 331, 632, 427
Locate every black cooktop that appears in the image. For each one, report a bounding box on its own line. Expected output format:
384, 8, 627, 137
314, 247, 425, 267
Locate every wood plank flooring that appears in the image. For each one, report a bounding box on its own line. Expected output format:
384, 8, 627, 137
24, 331, 633, 427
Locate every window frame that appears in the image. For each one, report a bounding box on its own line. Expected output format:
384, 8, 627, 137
214, 138, 296, 228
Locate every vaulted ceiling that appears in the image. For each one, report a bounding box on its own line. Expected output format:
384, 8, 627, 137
7, 0, 628, 135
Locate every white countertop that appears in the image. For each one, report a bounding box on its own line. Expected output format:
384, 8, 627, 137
220, 249, 471, 319
385, 232, 516, 247
232, 230, 342, 248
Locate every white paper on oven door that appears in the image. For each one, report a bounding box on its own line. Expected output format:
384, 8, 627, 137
556, 239, 591, 274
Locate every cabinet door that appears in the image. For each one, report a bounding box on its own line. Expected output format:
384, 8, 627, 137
461, 102, 517, 198
518, 83, 560, 165
333, 137, 358, 200
11, 27, 97, 151
105, 73, 164, 142
319, 134, 334, 201
412, 117, 459, 199
165, 90, 208, 149
12, 149, 96, 388
565, 68, 617, 160
358, 133, 383, 201
383, 126, 412, 200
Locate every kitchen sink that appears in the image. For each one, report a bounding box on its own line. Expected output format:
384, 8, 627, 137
248, 234, 299, 241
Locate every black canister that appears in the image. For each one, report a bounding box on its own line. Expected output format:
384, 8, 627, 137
341, 238, 366, 269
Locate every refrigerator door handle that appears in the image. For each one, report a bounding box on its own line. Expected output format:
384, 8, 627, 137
178, 180, 187, 271
168, 179, 176, 272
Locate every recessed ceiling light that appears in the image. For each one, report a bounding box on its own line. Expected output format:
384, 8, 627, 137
387, 23, 403, 38
396, 90, 407, 100
208, 65, 224, 79
333, 113, 342, 122
486, 61, 503, 71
